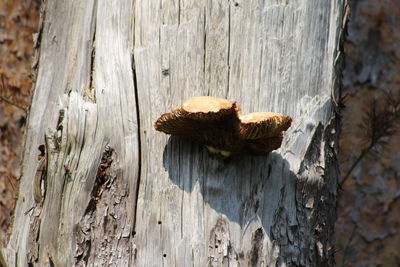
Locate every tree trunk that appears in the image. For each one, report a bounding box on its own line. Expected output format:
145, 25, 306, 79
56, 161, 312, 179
4, 0, 347, 266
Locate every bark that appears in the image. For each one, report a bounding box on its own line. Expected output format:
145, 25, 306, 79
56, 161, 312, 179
4, 0, 347, 266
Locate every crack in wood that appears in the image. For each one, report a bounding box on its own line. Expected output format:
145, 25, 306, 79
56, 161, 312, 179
131, 51, 142, 236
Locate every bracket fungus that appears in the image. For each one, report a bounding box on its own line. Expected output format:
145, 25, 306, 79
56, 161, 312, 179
154, 96, 292, 157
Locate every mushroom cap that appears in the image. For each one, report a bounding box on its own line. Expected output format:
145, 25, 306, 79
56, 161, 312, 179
154, 97, 241, 151
154, 96, 239, 135
238, 112, 292, 139
179, 96, 239, 121
182, 96, 234, 113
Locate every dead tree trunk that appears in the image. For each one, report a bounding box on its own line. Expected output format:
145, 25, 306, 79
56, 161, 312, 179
4, 0, 347, 266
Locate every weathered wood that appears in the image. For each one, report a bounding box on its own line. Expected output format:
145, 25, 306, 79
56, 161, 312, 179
133, 0, 345, 266
6, 0, 139, 266
5, 0, 346, 266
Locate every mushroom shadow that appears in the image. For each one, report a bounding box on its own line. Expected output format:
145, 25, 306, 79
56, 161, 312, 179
162, 136, 297, 233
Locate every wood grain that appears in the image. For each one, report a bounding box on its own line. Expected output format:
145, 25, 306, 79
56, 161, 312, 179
134, 0, 344, 266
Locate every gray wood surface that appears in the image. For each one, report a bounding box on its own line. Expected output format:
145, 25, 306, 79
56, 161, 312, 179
5, 0, 346, 266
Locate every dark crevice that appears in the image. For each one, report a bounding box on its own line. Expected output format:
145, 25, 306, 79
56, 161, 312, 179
250, 228, 264, 267
82, 240, 92, 263
80, 146, 113, 218
158, 27, 161, 47
87, 0, 98, 103
131, 51, 142, 234
178, 0, 181, 25
299, 123, 324, 171
48, 256, 55, 267
88, 27, 96, 95
92, 146, 113, 202
75, 147, 113, 265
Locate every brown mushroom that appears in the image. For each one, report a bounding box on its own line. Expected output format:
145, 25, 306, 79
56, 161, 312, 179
154, 96, 292, 156
154, 96, 239, 134
154, 96, 243, 152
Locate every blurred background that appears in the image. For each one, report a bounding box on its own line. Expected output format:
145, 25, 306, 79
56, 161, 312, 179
0, 0, 399, 266
0, 0, 40, 244
336, 1, 400, 266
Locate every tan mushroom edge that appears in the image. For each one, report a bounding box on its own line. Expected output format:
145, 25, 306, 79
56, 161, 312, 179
238, 112, 292, 139
181, 96, 235, 113
154, 96, 292, 156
